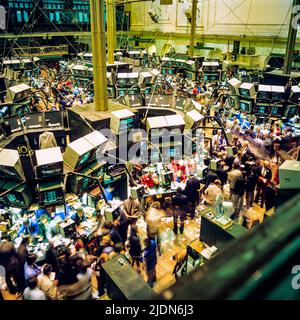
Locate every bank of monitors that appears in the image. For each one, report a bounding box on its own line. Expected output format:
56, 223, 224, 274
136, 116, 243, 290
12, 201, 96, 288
239, 83, 256, 99
271, 86, 285, 101
6, 83, 31, 102
290, 86, 300, 103
35, 147, 63, 179
202, 61, 219, 72
285, 105, 298, 118
149, 148, 160, 163
184, 110, 204, 130
110, 109, 135, 134
0, 149, 25, 181
257, 85, 285, 101
165, 114, 185, 132
84, 131, 108, 155
64, 131, 108, 172
257, 85, 272, 101
138, 72, 152, 86
227, 78, 240, 95
63, 137, 95, 172
0, 180, 33, 209
44, 111, 63, 128
239, 100, 253, 114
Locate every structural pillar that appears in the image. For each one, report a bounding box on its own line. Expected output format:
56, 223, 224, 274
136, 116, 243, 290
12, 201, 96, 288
107, 0, 116, 64
283, 0, 300, 75
90, 0, 108, 111
189, 0, 197, 57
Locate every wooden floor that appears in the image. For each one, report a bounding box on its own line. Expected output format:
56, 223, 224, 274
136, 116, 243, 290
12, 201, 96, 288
2, 204, 268, 300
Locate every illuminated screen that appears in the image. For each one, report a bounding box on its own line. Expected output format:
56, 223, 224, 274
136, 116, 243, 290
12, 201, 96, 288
204, 74, 218, 81
240, 101, 251, 113
16, 105, 30, 117
0, 166, 20, 179
185, 73, 192, 79
162, 68, 167, 74
37, 164, 63, 179
5, 192, 25, 207
239, 88, 250, 98
287, 106, 297, 117
145, 88, 151, 94
41, 189, 63, 205
118, 90, 126, 97
120, 117, 134, 132
257, 105, 269, 114
271, 92, 282, 101
129, 79, 137, 85
78, 151, 91, 167
118, 79, 127, 86
271, 106, 281, 116
168, 69, 174, 74
257, 91, 270, 100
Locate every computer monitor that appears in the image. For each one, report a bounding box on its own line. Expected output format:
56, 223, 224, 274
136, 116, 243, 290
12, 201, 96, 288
271, 105, 283, 117
241, 75, 251, 83
1, 181, 32, 209
110, 109, 135, 134
256, 103, 271, 115
239, 100, 253, 114
14, 104, 31, 117
63, 137, 95, 171
0, 149, 25, 180
204, 74, 219, 81
44, 111, 63, 128
24, 112, 44, 130
161, 171, 173, 188
35, 147, 63, 179
285, 105, 298, 118
107, 86, 116, 98
118, 78, 128, 86
228, 95, 240, 109
37, 180, 64, 206
6, 83, 31, 102
3, 115, 23, 133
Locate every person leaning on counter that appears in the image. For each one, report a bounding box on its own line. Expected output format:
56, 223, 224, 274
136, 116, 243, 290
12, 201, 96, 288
71, 206, 87, 226
18, 215, 40, 238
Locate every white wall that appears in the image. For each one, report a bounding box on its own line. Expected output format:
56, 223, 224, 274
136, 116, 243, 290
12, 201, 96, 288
131, 0, 292, 37
129, 0, 295, 56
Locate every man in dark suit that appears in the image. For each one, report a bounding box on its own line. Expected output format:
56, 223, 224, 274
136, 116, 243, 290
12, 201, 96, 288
172, 188, 188, 235
254, 160, 272, 208
184, 175, 201, 219
216, 161, 228, 186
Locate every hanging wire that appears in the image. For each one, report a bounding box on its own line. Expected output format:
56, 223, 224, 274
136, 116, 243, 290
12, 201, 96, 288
143, 31, 173, 121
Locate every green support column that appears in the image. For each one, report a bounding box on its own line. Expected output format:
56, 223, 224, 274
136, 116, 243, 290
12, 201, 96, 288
189, 0, 197, 57
90, 0, 108, 111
